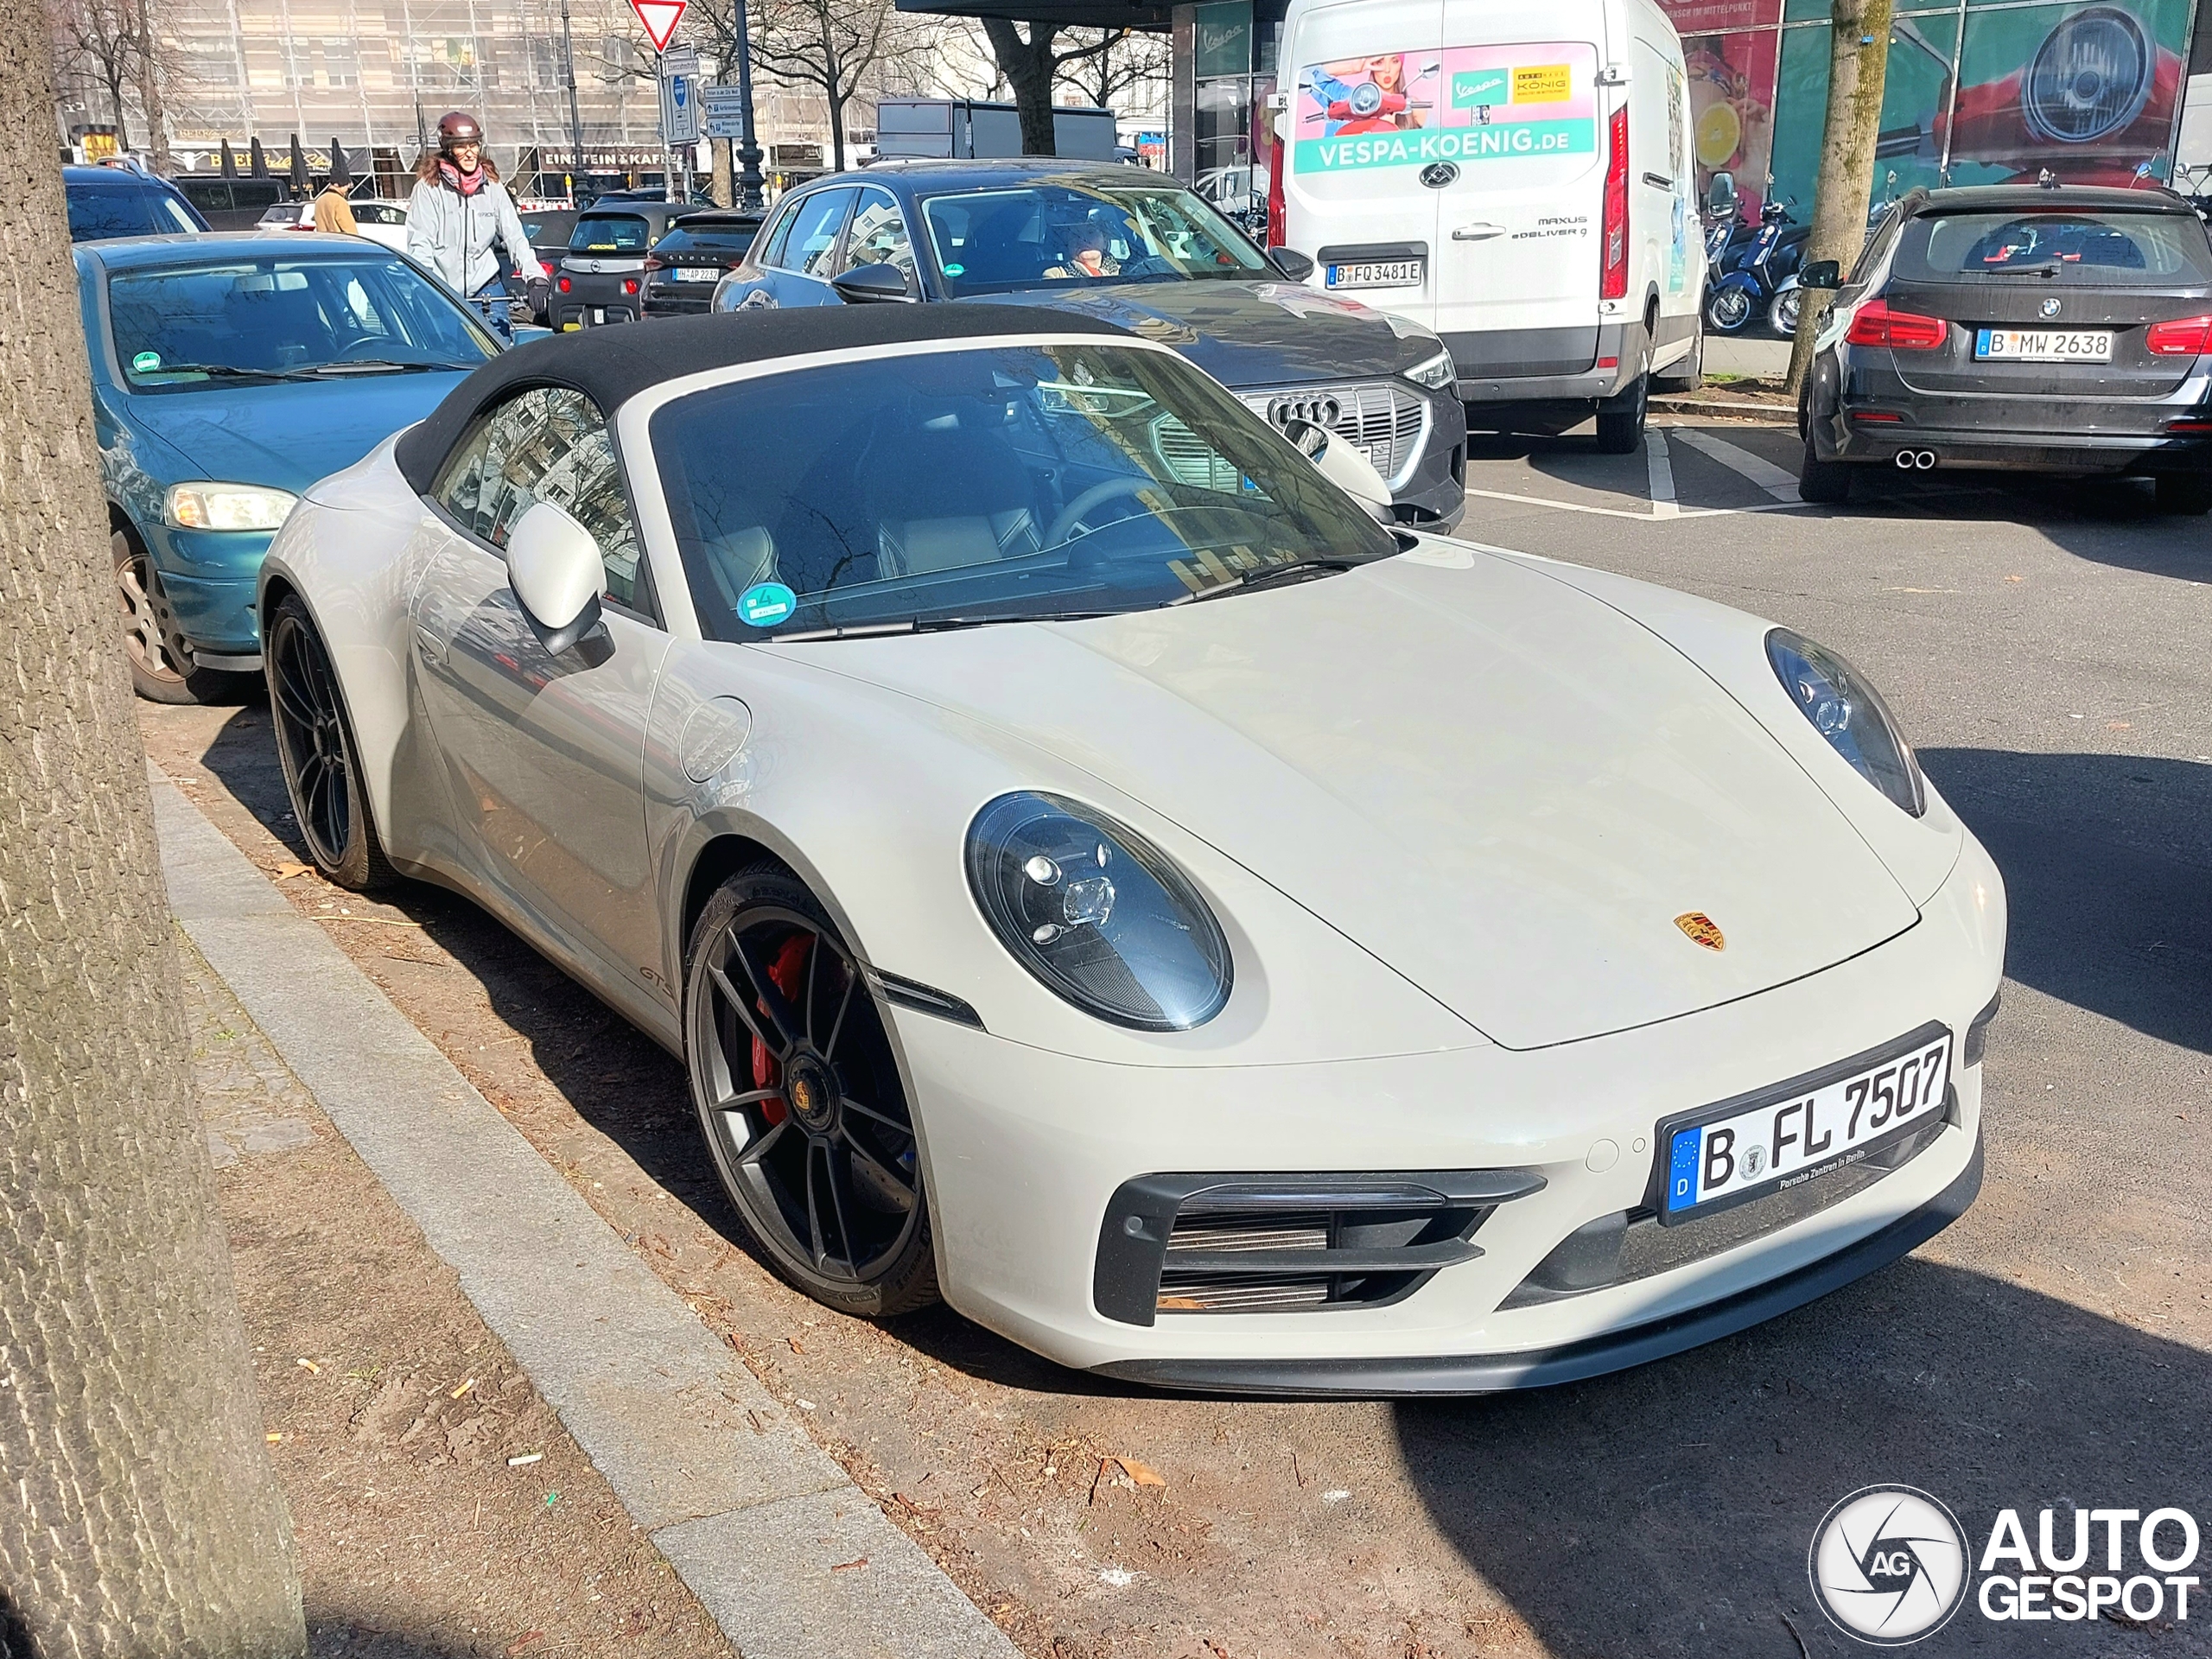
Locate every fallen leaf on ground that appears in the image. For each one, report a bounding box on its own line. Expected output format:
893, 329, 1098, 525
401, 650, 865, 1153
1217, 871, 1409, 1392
1113, 1456, 1166, 1488
505, 1632, 544, 1656
830, 1555, 868, 1573
786, 1336, 805, 1353
273, 861, 315, 880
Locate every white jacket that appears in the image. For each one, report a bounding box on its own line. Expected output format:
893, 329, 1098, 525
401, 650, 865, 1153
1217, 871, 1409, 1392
404, 172, 546, 296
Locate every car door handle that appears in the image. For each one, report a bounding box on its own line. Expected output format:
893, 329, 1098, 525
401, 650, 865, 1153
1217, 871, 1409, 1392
414, 625, 448, 667
1451, 222, 1505, 241
1643, 171, 1675, 189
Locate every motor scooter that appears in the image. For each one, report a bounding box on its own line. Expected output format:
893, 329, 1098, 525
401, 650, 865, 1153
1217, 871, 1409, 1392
1706, 194, 1805, 334
1767, 171, 1899, 337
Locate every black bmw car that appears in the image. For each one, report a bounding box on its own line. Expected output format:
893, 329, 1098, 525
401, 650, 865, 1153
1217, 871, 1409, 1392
710, 160, 1465, 527
1797, 183, 2212, 512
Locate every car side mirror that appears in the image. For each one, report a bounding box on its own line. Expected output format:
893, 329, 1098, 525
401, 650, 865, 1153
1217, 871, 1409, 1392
1268, 245, 1315, 281
1280, 417, 1394, 522
830, 262, 914, 303
1707, 170, 1738, 217
1799, 258, 1841, 290
506, 500, 607, 656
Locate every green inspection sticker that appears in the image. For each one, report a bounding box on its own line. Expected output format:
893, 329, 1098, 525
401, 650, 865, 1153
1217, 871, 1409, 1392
131, 350, 162, 372
944, 263, 965, 276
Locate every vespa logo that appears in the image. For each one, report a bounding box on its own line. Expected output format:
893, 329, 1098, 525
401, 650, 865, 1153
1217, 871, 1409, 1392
2040, 296, 2062, 318
1419, 162, 1460, 189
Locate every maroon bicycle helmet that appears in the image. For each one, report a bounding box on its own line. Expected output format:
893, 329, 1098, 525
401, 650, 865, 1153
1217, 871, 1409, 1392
437, 111, 484, 148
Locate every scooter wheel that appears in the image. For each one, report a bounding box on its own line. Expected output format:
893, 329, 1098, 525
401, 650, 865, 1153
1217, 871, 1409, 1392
1770, 291, 1801, 337
1707, 287, 1752, 334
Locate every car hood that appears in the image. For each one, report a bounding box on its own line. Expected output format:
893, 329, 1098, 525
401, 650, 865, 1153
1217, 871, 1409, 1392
816, 548, 1923, 1050
126, 372, 472, 498
964, 280, 1438, 388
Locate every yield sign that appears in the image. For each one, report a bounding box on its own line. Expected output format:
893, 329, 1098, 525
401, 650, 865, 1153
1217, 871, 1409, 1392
630, 0, 685, 52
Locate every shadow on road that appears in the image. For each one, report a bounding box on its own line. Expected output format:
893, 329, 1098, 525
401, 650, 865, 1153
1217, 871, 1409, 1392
1393, 1257, 2212, 1657
1922, 747, 2212, 1055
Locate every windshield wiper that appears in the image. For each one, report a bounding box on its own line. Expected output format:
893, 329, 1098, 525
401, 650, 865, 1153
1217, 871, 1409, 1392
766, 611, 1116, 642
1174, 557, 1356, 604
306, 359, 460, 375
137, 362, 322, 383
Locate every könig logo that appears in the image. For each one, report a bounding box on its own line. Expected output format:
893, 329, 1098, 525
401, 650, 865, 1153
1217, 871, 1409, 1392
1810, 1486, 1970, 1645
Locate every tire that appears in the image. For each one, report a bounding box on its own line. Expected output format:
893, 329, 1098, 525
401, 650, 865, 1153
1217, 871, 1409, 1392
683, 864, 939, 1318
1594, 373, 1648, 454
1707, 285, 1753, 334
264, 594, 396, 892
1769, 288, 1801, 338
112, 529, 242, 705
1798, 436, 1854, 505
2156, 473, 2212, 514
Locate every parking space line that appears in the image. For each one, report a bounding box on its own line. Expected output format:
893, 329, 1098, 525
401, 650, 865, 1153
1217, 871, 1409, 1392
1669, 428, 1802, 503
1646, 429, 1680, 519
1461, 484, 1804, 522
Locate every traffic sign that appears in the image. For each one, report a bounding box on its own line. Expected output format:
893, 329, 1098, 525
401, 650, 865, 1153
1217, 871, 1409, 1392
658, 54, 702, 145
629, 0, 684, 53
701, 83, 747, 141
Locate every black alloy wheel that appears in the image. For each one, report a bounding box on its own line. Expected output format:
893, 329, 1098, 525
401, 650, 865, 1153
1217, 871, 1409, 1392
685, 866, 938, 1317
265, 594, 393, 891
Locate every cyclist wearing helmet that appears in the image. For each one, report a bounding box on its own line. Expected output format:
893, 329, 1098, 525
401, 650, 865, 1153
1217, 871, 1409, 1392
405, 111, 543, 344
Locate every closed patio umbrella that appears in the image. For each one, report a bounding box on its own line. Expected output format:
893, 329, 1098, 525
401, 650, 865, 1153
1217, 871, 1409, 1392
328, 138, 353, 187
289, 134, 310, 196
249, 137, 269, 178
219, 138, 237, 178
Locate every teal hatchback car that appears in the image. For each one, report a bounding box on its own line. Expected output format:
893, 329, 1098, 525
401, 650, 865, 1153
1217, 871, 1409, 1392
79, 232, 502, 701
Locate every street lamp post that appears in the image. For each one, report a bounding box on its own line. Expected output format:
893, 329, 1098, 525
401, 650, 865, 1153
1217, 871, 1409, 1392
561, 0, 586, 200
730, 0, 764, 211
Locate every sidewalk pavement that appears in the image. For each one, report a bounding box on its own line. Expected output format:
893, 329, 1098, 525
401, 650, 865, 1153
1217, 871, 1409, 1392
153, 760, 1020, 1659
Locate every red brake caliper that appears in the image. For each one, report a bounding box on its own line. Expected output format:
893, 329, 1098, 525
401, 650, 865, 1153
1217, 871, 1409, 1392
748, 932, 814, 1125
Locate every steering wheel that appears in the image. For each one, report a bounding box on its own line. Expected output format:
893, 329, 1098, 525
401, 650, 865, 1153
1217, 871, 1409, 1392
1047, 476, 1156, 546
332, 335, 401, 361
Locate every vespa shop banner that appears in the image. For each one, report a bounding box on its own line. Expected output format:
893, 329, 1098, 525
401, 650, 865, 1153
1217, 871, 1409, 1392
1294, 45, 1600, 174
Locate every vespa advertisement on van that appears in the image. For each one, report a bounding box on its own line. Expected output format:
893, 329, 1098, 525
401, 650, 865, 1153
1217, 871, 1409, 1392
1293, 44, 1603, 175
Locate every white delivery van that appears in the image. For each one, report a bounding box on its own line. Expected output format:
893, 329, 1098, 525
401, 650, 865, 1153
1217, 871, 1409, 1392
1271, 0, 1702, 451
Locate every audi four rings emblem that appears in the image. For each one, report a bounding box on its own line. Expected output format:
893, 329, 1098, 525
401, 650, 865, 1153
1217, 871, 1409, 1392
1420, 162, 1459, 188
2041, 297, 2062, 317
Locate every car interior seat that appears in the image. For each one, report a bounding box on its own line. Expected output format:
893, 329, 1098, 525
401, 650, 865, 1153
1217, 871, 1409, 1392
864, 422, 1040, 579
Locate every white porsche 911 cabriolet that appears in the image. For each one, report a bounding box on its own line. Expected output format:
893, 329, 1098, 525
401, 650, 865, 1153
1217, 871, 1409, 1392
259, 306, 2005, 1395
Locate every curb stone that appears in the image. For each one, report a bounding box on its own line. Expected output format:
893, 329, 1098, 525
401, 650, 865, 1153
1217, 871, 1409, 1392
149, 761, 1020, 1659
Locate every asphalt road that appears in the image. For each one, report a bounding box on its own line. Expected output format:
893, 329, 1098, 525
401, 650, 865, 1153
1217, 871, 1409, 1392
145, 416, 2212, 1658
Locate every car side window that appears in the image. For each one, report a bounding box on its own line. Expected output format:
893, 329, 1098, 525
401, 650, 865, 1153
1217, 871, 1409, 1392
1852, 209, 1903, 283
432, 385, 653, 619
785, 188, 856, 280
755, 201, 800, 270
840, 188, 915, 283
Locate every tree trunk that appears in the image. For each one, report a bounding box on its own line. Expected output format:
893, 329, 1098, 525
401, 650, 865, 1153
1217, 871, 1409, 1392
1785, 0, 1891, 396
133, 0, 171, 174
710, 135, 732, 207
0, 0, 307, 1650
982, 16, 1058, 156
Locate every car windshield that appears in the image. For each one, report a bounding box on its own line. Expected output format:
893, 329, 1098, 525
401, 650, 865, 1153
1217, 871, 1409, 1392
569, 213, 655, 253
68, 183, 200, 241
108, 255, 497, 388
918, 183, 1271, 296
658, 224, 758, 256
654, 342, 1399, 639
1901, 210, 2212, 283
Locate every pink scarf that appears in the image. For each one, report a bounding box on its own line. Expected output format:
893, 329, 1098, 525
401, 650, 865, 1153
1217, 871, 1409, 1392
436, 157, 486, 197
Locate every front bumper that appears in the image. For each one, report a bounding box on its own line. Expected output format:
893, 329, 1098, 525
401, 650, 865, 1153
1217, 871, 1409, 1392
888, 829, 2004, 1389
145, 521, 271, 655
1230, 378, 1466, 527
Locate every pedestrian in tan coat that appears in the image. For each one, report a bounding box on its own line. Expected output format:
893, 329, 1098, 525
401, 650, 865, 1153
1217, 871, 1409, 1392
312, 181, 358, 236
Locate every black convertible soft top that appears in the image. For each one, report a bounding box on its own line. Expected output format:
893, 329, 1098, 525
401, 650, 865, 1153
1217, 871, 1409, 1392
394, 305, 1134, 493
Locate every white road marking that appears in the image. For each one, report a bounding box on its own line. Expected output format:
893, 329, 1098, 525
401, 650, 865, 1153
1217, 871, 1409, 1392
1669, 427, 1802, 503
1646, 428, 1680, 518
1461, 484, 1804, 522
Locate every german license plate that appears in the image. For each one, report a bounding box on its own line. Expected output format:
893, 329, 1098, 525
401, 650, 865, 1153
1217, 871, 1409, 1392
678, 266, 719, 282
1975, 328, 2112, 363
1656, 1026, 1953, 1224
1326, 258, 1424, 289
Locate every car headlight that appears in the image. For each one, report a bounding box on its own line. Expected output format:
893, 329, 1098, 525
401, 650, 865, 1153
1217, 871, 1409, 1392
1766, 627, 1926, 817
164, 482, 297, 531
1403, 347, 1456, 391
965, 791, 1232, 1031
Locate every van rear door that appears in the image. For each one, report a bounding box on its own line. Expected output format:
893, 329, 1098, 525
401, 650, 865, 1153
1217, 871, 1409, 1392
1428, 0, 1610, 380
1282, 0, 1447, 333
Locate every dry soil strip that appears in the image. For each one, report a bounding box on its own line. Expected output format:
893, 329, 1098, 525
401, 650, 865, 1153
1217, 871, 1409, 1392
149, 761, 1019, 1659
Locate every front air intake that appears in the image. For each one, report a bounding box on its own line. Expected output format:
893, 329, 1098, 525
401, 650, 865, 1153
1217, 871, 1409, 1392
1093, 1170, 1545, 1325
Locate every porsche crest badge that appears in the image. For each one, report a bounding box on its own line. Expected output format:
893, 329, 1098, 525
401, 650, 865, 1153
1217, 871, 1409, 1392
1675, 912, 1726, 951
